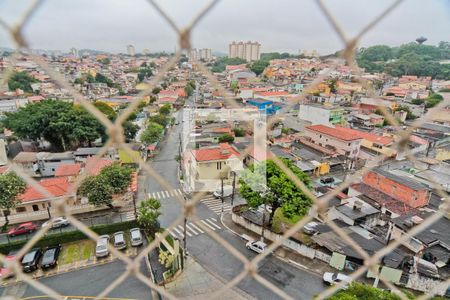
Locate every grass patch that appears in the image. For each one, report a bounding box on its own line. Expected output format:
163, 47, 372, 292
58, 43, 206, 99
81, 241, 94, 261
60, 243, 80, 265
272, 208, 304, 233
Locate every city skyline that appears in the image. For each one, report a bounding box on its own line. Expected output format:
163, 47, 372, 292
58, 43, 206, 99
0, 0, 449, 54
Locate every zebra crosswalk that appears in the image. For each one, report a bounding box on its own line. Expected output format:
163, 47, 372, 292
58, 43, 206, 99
148, 189, 183, 200
166, 218, 222, 239
199, 197, 232, 215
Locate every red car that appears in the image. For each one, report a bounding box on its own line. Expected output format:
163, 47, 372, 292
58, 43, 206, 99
8, 222, 38, 237
0, 255, 16, 279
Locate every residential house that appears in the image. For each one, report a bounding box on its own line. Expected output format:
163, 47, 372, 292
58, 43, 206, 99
254, 91, 289, 103
54, 163, 81, 180
1, 177, 75, 217
327, 197, 380, 228
390, 211, 450, 274
298, 104, 345, 126
303, 125, 363, 168
185, 143, 243, 192
36, 152, 75, 177
12, 152, 38, 176
350, 167, 431, 218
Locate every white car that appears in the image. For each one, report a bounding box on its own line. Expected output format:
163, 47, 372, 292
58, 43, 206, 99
42, 217, 70, 229
322, 272, 352, 287
302, 222, 319, 235
245, 241, 268, 254
96, 235, 110, 258
130, 228, 143, 247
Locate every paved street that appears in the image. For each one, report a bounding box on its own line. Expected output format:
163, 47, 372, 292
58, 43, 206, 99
0, 260, 152, 299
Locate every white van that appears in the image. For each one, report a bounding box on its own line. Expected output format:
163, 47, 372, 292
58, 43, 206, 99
213, 185, 233, 198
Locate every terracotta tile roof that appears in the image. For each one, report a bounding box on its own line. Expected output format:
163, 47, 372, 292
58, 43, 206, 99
158, 97, 177, 103
352, 183, 419, 215
192, 143, 240, 162
306, 125, 363, 141
212, 127, 232, 134
54, 163, 81, 177
20, 177, 71, 202
84, 157, 114, 176
351, 129, 393, 146
0, 166, 9, 174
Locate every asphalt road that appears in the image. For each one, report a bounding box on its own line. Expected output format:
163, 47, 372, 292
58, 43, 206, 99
0, 260, 152, 299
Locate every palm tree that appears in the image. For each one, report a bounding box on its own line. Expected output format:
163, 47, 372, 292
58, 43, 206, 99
137, 198, 161, 234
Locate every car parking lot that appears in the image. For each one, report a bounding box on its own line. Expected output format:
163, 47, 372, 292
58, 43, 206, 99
1, 229, 144, 287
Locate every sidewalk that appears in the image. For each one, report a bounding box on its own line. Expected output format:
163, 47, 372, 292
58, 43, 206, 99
165, 256, 253, 300
221, 212, 335, 276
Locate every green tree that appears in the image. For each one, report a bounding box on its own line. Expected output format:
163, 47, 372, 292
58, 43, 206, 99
152, 87, 161, 95
425, 93, 444, 108
78, 176, 114, 209
232, 128, 245, 137
138, 67, 153, 82
137, 198, 161, 233
397, 105, 417, 120
218, 133, 235, 143
328, 282, 414, 300
184, 84, 194, 97
94, 101, 117, 120
159, 104, 171, 115
123, 121, 139, 142
149, 114, 169, 127
0, 172, 27, 223
95, 73, 114, 87
98, 57, 111, 65
2, 100, 103, 151
249, 60, 269, 76
240, 159, 312, 224
211, 57, 247, 73
8, 71, 39, 93
99, 162, 132, 194
141, 122, 164, 144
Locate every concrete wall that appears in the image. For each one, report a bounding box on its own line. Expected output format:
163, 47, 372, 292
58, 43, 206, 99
406, 273, 447, 296
299, 105, 332, 126
232, 211, 324, 262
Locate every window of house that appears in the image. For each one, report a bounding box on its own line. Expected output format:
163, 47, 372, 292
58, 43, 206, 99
16, 207, 26, 213
217, 162, 222, 170
348, 143, 351, 146
51, 168, 55, 172
42, 203, 46, 208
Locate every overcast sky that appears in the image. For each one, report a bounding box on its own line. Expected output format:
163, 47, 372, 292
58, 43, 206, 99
0, 0, 449, 55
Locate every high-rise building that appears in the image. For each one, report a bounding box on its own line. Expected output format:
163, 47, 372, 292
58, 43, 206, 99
229, 41, 261, 61
188, 48, 212, 61
70, 47, 78, 58
127, 45, 135, 56
142, 48, 150, 55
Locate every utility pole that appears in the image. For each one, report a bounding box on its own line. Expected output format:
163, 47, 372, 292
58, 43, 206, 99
231, 171, 236, 206
221, 177, 224, 214
183, 196, 187, 257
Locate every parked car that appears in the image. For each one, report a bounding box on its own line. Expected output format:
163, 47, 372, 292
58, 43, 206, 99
21, 248, 43, 272
96, 235, 110, 258
113, 231, 127, 250
213, 185, 233, 198
130, 228, 143, 247
245, 241, 268, 254
0, 254, 16, 279
322, 272, 352, 287
302, 222, 320, 235
42, 217, 70, 229
8, 222, 38, 237
41, 245, 61, 270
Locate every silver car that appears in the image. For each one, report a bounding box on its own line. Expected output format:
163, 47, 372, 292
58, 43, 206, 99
42, 217, 70, 229
113, 231, 127, 250
96, 235, 110, 258
130, 228, 143, 247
